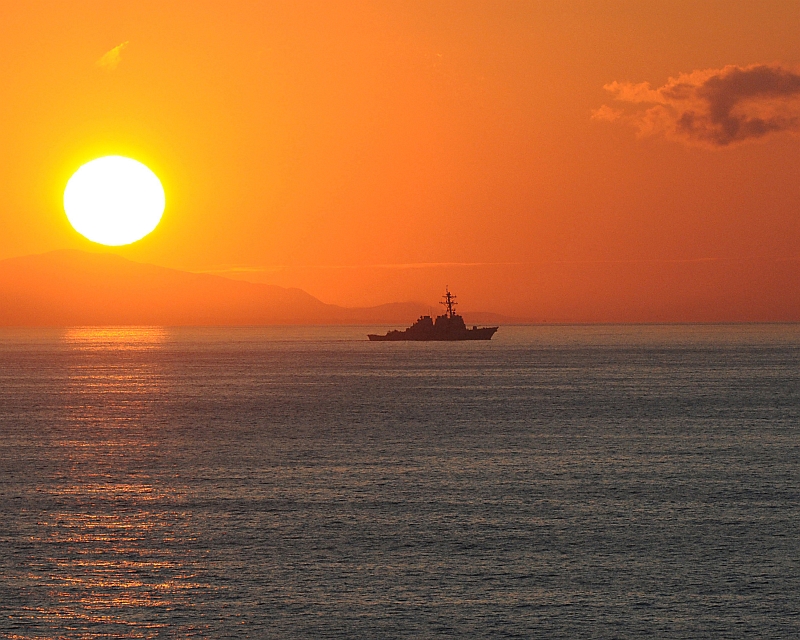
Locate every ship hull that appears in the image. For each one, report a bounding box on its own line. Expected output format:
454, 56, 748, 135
367, 327, 498, 341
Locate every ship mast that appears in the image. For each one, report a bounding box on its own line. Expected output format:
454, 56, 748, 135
440, 286, 458, 318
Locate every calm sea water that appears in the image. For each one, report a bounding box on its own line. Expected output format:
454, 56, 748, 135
0, 325, 798, 638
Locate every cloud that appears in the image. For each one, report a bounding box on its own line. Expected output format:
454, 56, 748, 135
96, 41, 129, 71
590, 104, 623, 122
596, 64, 800, 146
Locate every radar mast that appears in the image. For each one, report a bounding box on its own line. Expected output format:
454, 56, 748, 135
440, 286, 458, 318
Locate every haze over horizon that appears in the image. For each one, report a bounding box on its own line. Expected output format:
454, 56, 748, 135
2, 248, 798, 325
1, 1, 799, 321
0, 249, 521, 326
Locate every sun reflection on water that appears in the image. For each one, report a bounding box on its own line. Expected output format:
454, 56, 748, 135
12, 326, 215, 636
62, 326, 169, 351
59, 327, 171, 430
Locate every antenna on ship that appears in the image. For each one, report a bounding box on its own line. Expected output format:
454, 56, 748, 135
440, 286, 457, 318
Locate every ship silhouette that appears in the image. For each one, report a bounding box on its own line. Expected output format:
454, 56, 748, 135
367, 288, 499, 341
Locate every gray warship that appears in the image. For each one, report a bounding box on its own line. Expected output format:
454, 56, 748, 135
367, 288, 498, 341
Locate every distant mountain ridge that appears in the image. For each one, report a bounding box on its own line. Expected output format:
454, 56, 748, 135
0, 251, 518, 326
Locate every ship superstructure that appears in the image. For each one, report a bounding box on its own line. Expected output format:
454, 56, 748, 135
367, 288, 498, 341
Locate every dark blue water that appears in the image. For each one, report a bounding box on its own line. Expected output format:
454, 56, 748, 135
0, 325, 798, 638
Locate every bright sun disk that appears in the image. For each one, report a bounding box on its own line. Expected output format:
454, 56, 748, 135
64, 156, 165, 246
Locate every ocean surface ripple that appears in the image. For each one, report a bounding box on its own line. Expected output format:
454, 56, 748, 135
0, 325, 798, 638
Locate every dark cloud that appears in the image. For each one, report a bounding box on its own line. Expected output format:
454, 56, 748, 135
593, 64, 800, 147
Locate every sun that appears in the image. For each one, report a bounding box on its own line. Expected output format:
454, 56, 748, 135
64, 156, 165, 246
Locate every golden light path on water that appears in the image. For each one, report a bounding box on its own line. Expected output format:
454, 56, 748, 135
18, 328, 210, 635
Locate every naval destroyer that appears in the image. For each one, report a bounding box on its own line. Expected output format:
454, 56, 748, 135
367, 288, 498, 341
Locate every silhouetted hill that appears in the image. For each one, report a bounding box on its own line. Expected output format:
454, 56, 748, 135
0, 251, 517, 326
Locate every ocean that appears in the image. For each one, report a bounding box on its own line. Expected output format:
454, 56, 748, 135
0, 324, 798, 638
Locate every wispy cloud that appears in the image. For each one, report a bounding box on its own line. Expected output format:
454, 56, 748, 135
593, 64, 800, 147
196, 256, 799, 277
96, 41, 129, 71
196, 262, 528, 275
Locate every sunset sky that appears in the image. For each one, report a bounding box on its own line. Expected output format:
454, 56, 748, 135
1, 1, 799, 321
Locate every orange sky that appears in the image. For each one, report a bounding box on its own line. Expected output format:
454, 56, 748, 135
1, 1, 799, 321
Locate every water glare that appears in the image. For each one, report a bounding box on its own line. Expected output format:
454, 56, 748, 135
1, 325, 799, 638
